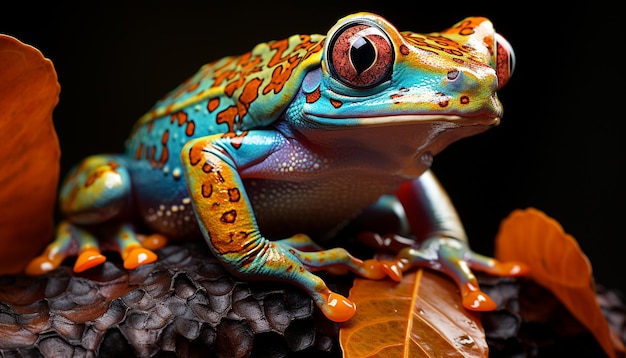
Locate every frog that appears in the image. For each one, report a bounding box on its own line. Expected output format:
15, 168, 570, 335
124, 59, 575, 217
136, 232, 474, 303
26, 12, 528, 322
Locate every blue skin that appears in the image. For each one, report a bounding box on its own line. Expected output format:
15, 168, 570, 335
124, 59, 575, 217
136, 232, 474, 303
27, 13, 527, 322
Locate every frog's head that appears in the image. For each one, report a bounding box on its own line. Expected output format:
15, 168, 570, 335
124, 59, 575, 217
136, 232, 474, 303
287, 12, 514, 174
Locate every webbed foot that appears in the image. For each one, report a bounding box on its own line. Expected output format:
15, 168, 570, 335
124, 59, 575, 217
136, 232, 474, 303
381, 236, 529, 311
25, 221, 167, 275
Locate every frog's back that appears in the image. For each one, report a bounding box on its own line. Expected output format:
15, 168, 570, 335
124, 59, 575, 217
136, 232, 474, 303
125, 33, 325, 164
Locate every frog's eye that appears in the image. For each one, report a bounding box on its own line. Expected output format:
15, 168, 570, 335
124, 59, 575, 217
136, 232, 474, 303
327, 22, 394, 89
494, 33, 515, 89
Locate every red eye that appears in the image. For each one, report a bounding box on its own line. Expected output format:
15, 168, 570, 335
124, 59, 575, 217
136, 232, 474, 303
494, 33, 515, 89
327, 22, 394, 89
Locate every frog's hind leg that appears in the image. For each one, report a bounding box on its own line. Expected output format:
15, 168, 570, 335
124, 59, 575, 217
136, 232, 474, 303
181, 134, 396, 322
26, 155, 163, 274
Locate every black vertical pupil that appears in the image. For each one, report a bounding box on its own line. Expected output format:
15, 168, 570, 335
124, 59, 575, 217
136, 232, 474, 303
350, 37, 375, 74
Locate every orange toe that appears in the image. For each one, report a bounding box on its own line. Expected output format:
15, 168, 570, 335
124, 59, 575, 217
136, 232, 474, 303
123, 247, 158, 270
25, 255, 63, 275
462, 289, 497, 311
74, 249, 107, 273
361, 259, 387, 280
324, 292, 357, 322
139, 233, 168, 250
499, 261, 530, 276
380, 260, 404, 282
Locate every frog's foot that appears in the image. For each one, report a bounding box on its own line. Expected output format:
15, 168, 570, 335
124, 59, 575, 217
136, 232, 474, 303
105, 224, 161, 270
381, 237, 529, 311
26, 222, 162, 275
26, 221, 105, 275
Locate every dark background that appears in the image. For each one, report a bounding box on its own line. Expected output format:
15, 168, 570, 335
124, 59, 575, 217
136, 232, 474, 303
2, 2, 624, 294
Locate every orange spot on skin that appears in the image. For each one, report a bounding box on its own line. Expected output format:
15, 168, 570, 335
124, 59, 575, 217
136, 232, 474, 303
390, 93, 403, 104
202, 162, 214, 173
186, 121, 195, 136
201, 183, 213, 198
171, 111, 188, 126
262, 35, 323, 96
160, 147, 169, 166
188, 145, 204, 166
305, 87, 321, 103
220, 210, 237, 223
239, 78, 262, 113
208, 98, 220, 112
135, 143, 144, 160
83, 162, 119, 188
460, 96, 470, 104
228, 188, 240, 202
216, 106, 238, 133
330, 99, 343, 108
157, 130, 170, 166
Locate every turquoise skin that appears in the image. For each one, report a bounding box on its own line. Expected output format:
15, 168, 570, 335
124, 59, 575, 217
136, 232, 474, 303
27, 12, 527, 322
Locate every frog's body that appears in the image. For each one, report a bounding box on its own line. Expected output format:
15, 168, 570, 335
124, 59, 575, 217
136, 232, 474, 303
28, 13, 527, 322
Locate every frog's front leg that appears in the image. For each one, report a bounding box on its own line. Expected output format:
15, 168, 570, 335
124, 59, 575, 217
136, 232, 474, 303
26, 155, 165, 275
181, 132, 387, 322
384, 170, 529, 311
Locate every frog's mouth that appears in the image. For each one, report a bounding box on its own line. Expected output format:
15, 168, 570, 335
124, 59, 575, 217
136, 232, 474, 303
301, 112, 500, 129
356, 113, 500, 127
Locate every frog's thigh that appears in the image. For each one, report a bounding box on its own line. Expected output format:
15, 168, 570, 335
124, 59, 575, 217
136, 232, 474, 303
59, 154, 131, 224
180, 135, 361, 322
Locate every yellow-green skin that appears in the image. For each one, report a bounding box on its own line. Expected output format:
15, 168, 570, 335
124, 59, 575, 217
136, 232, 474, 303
27, 12, 526, 322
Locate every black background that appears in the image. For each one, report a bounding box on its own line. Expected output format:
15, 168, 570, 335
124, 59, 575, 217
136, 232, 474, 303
2, 2, 624, 294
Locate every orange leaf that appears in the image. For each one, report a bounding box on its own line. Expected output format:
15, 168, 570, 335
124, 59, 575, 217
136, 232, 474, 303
495, 208, 623, 358
340, 270, 488, 357
0, 34, 61, 274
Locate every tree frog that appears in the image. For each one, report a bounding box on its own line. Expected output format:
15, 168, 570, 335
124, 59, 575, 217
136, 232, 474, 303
27, 12, 528, 322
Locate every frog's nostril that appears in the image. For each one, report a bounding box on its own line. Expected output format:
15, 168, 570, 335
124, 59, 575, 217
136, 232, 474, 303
494, 33, 515, 89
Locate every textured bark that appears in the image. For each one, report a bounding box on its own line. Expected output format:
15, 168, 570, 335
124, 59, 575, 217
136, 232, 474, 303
0, 242, 623, 357
0, 243, 339, 357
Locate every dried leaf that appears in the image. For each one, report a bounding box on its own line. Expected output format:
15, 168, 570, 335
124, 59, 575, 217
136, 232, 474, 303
0, 34, 61, 274
494, 208, 623, 358
340, 269, 488, 357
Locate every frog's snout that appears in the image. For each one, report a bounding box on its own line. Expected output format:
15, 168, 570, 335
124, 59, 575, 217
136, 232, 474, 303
494, 33, 515, 89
